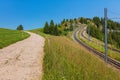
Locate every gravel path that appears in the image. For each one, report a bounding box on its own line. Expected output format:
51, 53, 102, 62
0, 32, 45, 80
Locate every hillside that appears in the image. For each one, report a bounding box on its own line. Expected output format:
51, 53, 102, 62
77, 25, 120, 62
31, 29, 120, 80
87, 17, 120, 49
0, 28, 30, 49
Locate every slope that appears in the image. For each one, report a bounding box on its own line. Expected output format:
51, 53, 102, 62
31, 29, 120, 80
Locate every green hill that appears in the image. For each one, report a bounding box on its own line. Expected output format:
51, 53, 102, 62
0, 28, 30, 49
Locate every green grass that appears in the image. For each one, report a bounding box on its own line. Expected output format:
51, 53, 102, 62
29, 28, 47, 38
31, 29, 120, 80
0, 28, 30, 49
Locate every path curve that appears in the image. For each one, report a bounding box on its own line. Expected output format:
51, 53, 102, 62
0, 32, 45, 80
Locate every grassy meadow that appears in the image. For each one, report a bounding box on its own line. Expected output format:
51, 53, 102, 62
31, 29, 120, 80
0, 28, 30, 49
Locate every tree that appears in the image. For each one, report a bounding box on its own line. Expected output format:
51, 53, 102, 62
88, 25, 103, 41
16, 24, 24, 30
100, 18, 104, 26
70, 19, 73, 23
49, 20, 55, 35
43, 22, 49, 34
64, 22, 68, 27
54, 24, 60, 36
79, 17, 84, 24
61, 19, 65, 24
66, 19, 68, 22
93, 17, 100, 27
70, 23, 73, 31
108, 32, 120, 48
74, 18, 78, 24
57, 24, 61, 28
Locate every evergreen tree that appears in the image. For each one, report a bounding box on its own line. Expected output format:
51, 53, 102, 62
74, 18, 78, 24
100, 18, 104, 26
61, 19, 65, 24
93, 17, 100, 27
70, 19, 73, 23
89, 25, 103, 41
16, 24, 24, 30
108, 32, 120, 48
43, 22, 49, 34
83, 18, 87, 24
66, 19, 68, 22
58, 24, 61, 28
54, 24, 60, 36
64, 22, 68, 27
70, 23, 73, 31
49, 20, 55, 35
79, 17, 84, 24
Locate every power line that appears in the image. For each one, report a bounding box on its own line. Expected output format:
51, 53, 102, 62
109, 30, 120, 32
109, 17, 120, 19
107, 9, 120, 20
108, 9, 120, 16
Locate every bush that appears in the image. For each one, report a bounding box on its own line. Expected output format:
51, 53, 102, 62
87, 25, 104, 41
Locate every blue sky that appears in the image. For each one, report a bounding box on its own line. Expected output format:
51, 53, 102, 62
0, 0, 120, 30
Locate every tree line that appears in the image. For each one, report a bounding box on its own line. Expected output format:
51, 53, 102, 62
43, 20, 61, 36
88, 16, 120, 49
43, 19, 74, 36
92, 16, 120, 30
16, 16, 120, 48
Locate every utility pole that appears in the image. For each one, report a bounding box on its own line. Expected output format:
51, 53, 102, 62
88, 26, 91, 41
104, 8, 108, 63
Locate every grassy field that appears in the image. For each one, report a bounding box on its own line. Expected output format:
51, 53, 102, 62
30, 28, 47, 37
31, 29, 120, 80
0, 28, 30, 49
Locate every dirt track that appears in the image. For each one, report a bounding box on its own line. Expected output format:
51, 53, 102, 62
0, 32, 45, 80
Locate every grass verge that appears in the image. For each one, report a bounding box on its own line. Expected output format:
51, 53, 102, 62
0, 28, 30, 49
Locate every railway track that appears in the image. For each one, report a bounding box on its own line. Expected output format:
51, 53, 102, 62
81, 28, 120, 53
73, 26, 120, 69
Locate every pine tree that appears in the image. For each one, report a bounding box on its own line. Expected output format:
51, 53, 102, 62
17, 24, 24, 30
43, 22, 49, 34
54, 24, 60, 36
93, 17, 100, 27
79, 17, 84, 24
49, 20, 55, 35
61, 19, 65, 24
70, 19, 73, 23
70, 23, 73, 31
